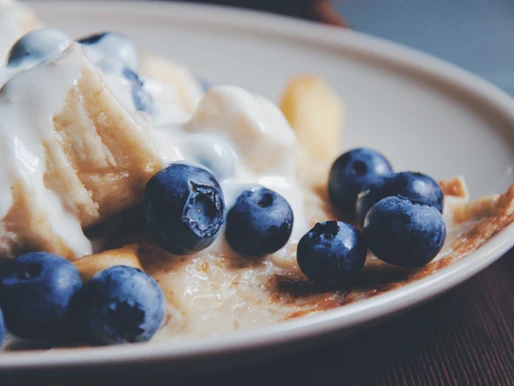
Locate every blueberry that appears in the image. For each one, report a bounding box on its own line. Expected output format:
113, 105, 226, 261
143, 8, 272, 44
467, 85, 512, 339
144, 162, 226, 255
0, 252, 83, 340
297, 221, 367, 288
6, 28, 72, 68
0, 256, 12, 274
77, 32, 138, 71
122, 67, 154, 114
328, 148, 393, 216
77, 34, 104, 45
0, 307, 5, 347
82, 266, 165, 346
364, 196, 446, 268
225, 187, 293, 257
356, 171, 444, 225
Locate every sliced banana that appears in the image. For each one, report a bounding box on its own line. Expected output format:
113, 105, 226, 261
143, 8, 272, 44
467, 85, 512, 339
73, 244, 143, 282
279, 75, 344, 164
0, 43, 163, 259
140, 52, 204, 115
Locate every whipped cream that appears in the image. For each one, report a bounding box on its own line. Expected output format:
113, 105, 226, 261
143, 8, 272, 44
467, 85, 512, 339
79, 36, 310, 245
81, 32, 139, 72
0, 67, 18, 87
0, 37, 309, 264
143, 85, 310, 242
101, 69, 190, 124
0, 45, 93, 256
6, 29, 72, 70
82, 39, 200, 125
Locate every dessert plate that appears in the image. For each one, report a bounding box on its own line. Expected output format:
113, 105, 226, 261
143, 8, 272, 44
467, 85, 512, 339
2, 0, 513, 373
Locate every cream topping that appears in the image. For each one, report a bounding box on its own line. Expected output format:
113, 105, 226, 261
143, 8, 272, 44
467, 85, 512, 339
143, 85, 310, 243
0, 45, 93, 256
0, 40, 309, 263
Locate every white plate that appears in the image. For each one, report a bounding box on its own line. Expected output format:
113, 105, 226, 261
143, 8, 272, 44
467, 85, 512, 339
2, 0, 513, 373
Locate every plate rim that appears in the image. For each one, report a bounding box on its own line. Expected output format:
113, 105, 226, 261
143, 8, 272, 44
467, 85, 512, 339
2, 0, 513, 370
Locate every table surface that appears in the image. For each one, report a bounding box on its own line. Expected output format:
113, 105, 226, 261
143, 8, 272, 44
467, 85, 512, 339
4, 1, 514, 385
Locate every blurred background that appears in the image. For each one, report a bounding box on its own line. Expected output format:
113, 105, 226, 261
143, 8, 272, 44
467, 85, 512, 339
171, 0, 514, 97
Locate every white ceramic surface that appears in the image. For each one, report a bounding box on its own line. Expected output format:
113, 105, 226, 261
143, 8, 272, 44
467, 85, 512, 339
1, 0, 513, 372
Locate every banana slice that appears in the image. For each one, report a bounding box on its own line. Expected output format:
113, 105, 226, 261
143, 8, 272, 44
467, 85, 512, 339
140, 52, 204, 115
0, 0, 40, 63
279, 75, 344, 164
73, 244, 143, 282
0, 43, 163, 259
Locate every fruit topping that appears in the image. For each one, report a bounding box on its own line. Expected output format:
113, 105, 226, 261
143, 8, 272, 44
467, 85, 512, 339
144, 162, 226, 255
226, 187, 294, 257
356, 171, 444, 226
297, 221, 367, 288
82, 265, 165, 346
329, 148, 393, 216
0, 252, 83, 340
364, 196, 446, 268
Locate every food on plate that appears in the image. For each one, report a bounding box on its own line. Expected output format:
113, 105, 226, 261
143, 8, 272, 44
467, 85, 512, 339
280, 75, 344, 163
225, 187, 294, 257
328, 148, 394, 216
356, 171, 445, 226
73, 244, 143, 282
144, 163, 226, 255
0, 0, 513, 351
0, 252, 82, 340
77, 32, 139, 72
363, 196, 447, 268
6, 28, 71, 68
0, 40, 163, 259
0, 0, 40, 62
139, 52, 204, 115
297, 221, 367, 288
82, 265, 165, 346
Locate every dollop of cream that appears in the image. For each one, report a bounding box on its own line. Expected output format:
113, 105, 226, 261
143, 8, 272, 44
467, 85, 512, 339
90, 57, 191, 125
144, 86, 309, 243
0, 35, 308, 265
0, 44, 93, 256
